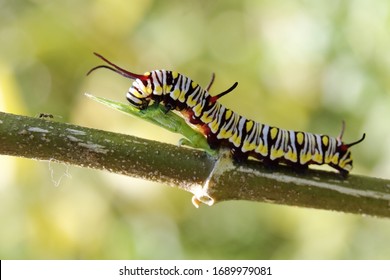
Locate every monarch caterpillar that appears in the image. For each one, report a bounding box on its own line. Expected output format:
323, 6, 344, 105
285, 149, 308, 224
89, 53, 365, 176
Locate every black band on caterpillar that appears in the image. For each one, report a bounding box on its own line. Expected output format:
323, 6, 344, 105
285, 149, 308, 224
89, 53, 366, 176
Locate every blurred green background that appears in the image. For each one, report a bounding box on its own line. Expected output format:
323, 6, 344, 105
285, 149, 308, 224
1, 0, 390, 259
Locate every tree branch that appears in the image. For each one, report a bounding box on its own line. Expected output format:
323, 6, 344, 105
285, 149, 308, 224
1, 111, 389, 218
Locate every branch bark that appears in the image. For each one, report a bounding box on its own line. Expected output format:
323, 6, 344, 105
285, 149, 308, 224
1, 111, 389, 218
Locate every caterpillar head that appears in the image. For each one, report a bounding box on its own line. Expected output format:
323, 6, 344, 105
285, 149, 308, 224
87, 53, 154, 109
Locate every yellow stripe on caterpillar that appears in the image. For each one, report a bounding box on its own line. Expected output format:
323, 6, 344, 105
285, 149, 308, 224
255, 141, 268, 157
285, 148, 298, 163
331, 153, 339, 165
154, 85, 163, 95
242, 139, 257, 152
193, 102, 204, 117
229, 128, 242, 147
172, 71, 179, 79
225, 109, 233, 120
270, 127, 278, 140
296, 132, 304, 145
209, 118, 220, 133
171, 88, 181, 100
217, 127, 233, 139
246, 120, 254, 132
179, 90, 187, 103
270, 147, 285, 160
300, 151, 312, 165
322, 136, 329, 146
313, 150, 323, 163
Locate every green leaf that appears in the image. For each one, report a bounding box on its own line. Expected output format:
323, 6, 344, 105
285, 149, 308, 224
85, 93, 217, 156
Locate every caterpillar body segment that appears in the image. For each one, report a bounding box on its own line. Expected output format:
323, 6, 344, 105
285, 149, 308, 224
89, 53, 365, 176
